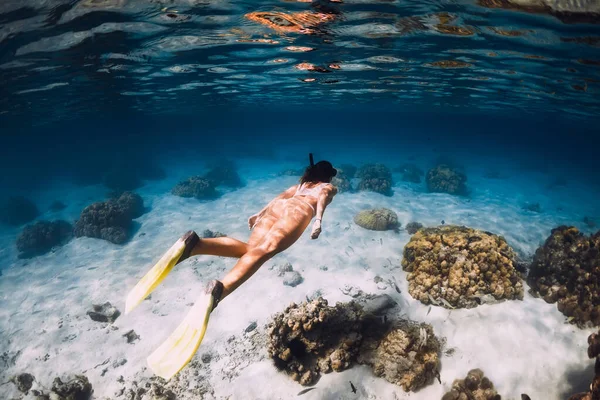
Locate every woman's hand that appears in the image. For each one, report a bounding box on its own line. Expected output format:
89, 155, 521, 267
248, 214, 260, 230
310, 219, 322, 239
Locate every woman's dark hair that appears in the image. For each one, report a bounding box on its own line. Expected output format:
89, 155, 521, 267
300, 153, 337, 184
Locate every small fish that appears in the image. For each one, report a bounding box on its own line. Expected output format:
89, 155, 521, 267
441, 220, 445, 225
380, 238, 383, 245
349, 381, 357, 394
426, 306, 432, 316
439, 298, 455, 310
297, 388, 316, 396
390, 278, 401, 294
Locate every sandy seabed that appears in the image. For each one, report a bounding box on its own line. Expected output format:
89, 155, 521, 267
1, 158, 599, 399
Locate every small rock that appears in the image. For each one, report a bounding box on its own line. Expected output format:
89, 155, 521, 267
362, 294, 397, 315
87, 302, 120, 323
201, 353, 212, 363
319, 265, 328, 271
51, 375, 92, 399
10, 372, 35, 394
202, 229, 227, 238
283, 271, 303, 287
245, 321, 257, 333
123, 330, 140, 344
112, 358, 127, 368
277, 263, 294, 276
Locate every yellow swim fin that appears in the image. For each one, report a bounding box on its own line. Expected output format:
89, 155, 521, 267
125, 231, 199, 315
147, 280, 224, 380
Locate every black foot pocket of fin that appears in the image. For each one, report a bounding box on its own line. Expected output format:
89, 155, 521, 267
206, 280, 224, 311
179, 230, 200, 264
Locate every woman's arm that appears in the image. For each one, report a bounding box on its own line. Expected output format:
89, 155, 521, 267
310, 185, 338, 239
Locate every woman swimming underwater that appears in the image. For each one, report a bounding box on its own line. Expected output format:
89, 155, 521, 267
125, 154, 338, 379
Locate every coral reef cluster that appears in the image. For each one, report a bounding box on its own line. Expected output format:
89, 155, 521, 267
426, 165, 467, 195
267, 297, 441, 391
173, 162, 243, 199
357, 319, 441, 391
331, 169, 352, 193
0, 196, 39, 226
354, 208, 399, 231
9, 373, 92, 399
356, 164, 393, 196
74, 192, 144, 244
568, 329, 600, 400
172, 176, 218, 199
442, 369, 500, 400
16, 220, 73, 258
203, 160, 243, 188
402, 225, 524, 308
527, 226, 600, 327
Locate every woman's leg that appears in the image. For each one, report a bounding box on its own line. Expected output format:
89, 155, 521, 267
190, 237, 249, 258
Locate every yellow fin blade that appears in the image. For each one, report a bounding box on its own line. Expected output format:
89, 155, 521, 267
125, 237, 187, 315
147, 293, 214, 380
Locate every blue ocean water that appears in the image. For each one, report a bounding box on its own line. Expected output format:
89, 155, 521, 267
1, 1, 600, 399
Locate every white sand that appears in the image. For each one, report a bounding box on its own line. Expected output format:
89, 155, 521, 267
0, 158, 598, 399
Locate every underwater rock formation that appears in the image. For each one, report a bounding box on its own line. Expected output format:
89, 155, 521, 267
568, 329, 600, 400
16, 220, 73, 258
74, 192, 144, 244
395, 163, 424, 183
356, 164, 393, 196
11, 373, 92, 399
10, 373, 35, 394
405, 222, 424, 235
402, 225, 524, 309
203, 160, 243, 188
202, 229, 227, 238
87, 302, 120, 323
441, 369, 500, 400
527, 226, 600, 327
267, 297, 441, 391
267, 298, 363, 385
426, 165, 468, 195
357, 319, 441, 392
172, 176, 218, 200
0, 196, 39, 226
354, 208, 399, 231
331, 169, 352, 193
339, 163, 357, 178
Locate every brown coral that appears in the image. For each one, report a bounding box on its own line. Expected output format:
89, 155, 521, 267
527, 226, 600, 327
358, 320, 441, 392
426, 165, 468, 195
442, 369, 500, 400
402, 225, 524, 309
568, 329, 600, 400
354, 208, 399, 231
267, 297, 441, 391
267, 298, 363, 385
